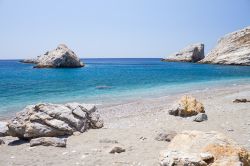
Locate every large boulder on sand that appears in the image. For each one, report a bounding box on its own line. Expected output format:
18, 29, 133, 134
200, 26, 250, 65
7, 103, 103, 139
159, 130, 250, 166
162, 43, 205, 62
21, 44, 84, 68
168, 96, 205, 117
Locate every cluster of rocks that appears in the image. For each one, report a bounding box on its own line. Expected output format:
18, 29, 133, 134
168, 95, 208, 122
20, 44, 84, 68
159, 130, 250, 166
0, 102, 103, 147
162, 26, 250, 66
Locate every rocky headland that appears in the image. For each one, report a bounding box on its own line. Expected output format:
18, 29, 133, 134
200, 26, 250, 65
20, 44, 84, 68
162, 43, 205, 62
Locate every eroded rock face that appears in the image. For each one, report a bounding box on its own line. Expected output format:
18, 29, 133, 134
200, 26, 250, 65
162, 43, 204, 62
159, 130, 250, 166
21, 44, 84, 68
168, 96, 205, 117
8, 103, 103, 139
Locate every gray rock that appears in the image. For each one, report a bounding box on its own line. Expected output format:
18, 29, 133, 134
30, 137, 67, 147
99, 138, 118, 144
8, 103, 103, 139
162, 43, 204, 62
193, 113, 208, 122
155, 131, 177, 142
0, 139, 5, 145
0, 121, 9, 137
109, 146, 126, 154
233, 98, 250, 103
200, 26, 250, 65
21, 44, 84, 68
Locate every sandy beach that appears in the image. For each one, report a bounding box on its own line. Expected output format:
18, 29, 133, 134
0, 84, 249, 166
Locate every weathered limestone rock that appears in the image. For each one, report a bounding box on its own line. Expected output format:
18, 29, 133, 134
200, 26, 250, 65
21, 44, 84, 68
162, 43, 205, 62
168, 96, 205, 117
193, 113, 208, 122
8, 103, 103, 139
30, 137, 67, 147
159, 130, 250, 166
155, 131, 177, 142
0, 122, 9, 137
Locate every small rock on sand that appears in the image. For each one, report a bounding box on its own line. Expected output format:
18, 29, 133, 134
99, 138, 118, 144
30, 137, 67, 147
155, 131, 177, 142
109, 146, 126, 154
193, 113, 208, 122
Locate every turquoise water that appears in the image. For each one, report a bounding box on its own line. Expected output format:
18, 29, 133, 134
1, 58, 250, 116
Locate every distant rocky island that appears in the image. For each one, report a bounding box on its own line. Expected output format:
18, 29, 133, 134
161, 43, 204, 63
162, 26, 250, 66
20, 44, 84, 68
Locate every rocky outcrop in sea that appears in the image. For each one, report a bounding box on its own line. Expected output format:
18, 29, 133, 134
162, 43, 205, 62
200, 26, 250, 65
20, 44, 84, 68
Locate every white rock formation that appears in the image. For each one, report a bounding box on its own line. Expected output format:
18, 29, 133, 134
201, 26, 250, 65
7, 103, 103, 139
162, 43, 204, 62
21, 44, 84, 68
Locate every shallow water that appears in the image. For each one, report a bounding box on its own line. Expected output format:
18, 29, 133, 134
1, 58, 250, 115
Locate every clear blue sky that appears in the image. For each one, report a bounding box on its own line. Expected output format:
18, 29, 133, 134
0, 0, 250, 59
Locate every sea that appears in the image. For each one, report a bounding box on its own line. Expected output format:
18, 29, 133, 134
1, 58, 250, 117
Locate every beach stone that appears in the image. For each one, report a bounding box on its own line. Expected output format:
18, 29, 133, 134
21, 44, 84, 68
159, 130, 250, 166
30, 137, 67, 147
168, 96, 205, 117
155, 131, 177, 142
162, 43, 204, 62
233, 98, 250, 103
200, 26, 250, 65
99, 138, 118, 144
109, 146, 126, 154
0, 139, 5, 145
8, 103, 103, 139
0, 121, 9, 137
193, 113, 208, 122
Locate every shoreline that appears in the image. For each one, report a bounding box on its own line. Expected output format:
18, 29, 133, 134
1, 78, 250, 120
0, 80, 250, 165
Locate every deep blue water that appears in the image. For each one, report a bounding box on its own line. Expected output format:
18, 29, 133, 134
1, 58, 250, 116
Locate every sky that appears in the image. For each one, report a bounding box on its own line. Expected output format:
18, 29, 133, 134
0, 0, 250, 59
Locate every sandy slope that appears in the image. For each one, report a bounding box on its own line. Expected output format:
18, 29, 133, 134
0, 84, 250, 166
